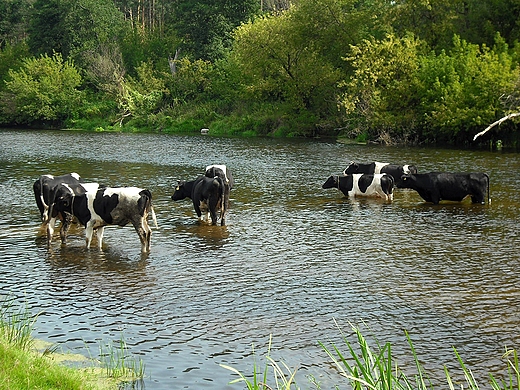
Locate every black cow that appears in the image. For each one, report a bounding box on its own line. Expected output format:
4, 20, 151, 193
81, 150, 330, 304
171, 175, 226, 225
49, 182, 157, 252
205, 164, 233, 224
400, 172, 490, 204
322, 173, 395, 201
343, 161, 418, 188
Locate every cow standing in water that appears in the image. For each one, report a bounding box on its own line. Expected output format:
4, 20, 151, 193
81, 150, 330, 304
33, 172, 82, 223
343, 161, 417, 188
322, 173, 395, 201
171, 175, 226, 225
49, 182, 157, 252
400, 172, 490, 204
33, 172, 83, 244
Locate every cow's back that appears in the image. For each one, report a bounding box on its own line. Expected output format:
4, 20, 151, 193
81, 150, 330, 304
93, 187, 146, 226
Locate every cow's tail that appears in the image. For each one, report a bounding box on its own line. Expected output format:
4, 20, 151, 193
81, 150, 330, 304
214, 177, 225, 218
151, 205, 158, 228
141, 189, 159, 228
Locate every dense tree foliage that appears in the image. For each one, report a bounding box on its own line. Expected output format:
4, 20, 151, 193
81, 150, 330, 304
1, 0, 519, 145
1, 52, 82, 125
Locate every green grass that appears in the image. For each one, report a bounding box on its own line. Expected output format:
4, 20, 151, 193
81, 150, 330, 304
0, 297, 145, 390
220, 334, 300, 390
223, 320, 520, 390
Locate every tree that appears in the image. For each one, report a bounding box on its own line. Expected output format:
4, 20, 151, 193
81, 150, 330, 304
418, 35, 519, 142
28, 0, 126, 63
387, 0, 520, 51
0, 0, 32, 48
2, 52, 82, 125
173, 0, 260, 61
340, 33, 425, 143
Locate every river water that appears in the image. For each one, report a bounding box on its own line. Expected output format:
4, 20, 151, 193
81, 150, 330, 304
0, 129, 519, 389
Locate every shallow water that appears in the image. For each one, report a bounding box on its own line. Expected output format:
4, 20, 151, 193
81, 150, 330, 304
0, 129, 519, 388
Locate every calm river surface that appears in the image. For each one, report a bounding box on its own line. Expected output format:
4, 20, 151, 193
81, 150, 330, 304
0, 129, 519, 389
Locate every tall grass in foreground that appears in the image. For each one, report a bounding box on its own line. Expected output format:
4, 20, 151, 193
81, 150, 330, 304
223, 321, 520, 390
220, 334, 300, 390
98, 336, 146, 381
0, 297, 37, 350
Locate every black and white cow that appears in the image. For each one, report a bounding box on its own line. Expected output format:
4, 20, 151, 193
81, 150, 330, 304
33, 172, 82, 223
400, 172, 490, 204
205, 164, 233, 224
49, 182, 157, 252
171, 175, 226, 225
343, 161, 418, 188
322, 173, 395, 201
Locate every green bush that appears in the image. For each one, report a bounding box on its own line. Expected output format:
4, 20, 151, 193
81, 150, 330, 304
1, 52, 82, 126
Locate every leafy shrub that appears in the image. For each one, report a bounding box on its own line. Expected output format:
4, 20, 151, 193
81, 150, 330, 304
1, 52, 82, 125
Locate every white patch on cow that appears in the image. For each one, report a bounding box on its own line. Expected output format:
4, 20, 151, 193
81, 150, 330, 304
373, 162, 389, 174
80, 182, 99, 193
102, 186, 142, 199
70, 172, 80, 180
402, 165, 411, 174
206, 164, 229, 183
349, 173, 391, 200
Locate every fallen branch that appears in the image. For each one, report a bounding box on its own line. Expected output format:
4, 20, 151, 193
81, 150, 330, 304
473, 112, 520, 140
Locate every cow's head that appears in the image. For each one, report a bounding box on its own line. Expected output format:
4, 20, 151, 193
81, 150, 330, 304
171, 180, 188, 201
403, 165, 418, 175
400, 174, 416, 189
322, 175, 339, 189
48, 183, 75, 218
343, 161, 358, 175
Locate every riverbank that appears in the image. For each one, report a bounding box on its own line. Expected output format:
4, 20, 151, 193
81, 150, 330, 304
0, 298, 143, 390
0, 333, 119, 390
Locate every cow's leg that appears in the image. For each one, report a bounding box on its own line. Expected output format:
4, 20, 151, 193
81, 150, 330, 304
208, 197, 218, 225
192, 199, 203, 221
221, 189, 229, 226
375, 188, 387, 200
143, 220, 152, 252
59, 212, 73, 244
46, 216, 57, 246
471, 191, 485, 204
85, 222, 95, 249
95, 226, 105, 249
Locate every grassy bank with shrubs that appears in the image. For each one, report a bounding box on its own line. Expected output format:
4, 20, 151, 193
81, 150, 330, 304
2, 0, 520, 146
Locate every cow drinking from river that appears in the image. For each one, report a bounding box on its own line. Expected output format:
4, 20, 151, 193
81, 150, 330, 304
400, 172, 490, 204
49, 182, 157, 252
